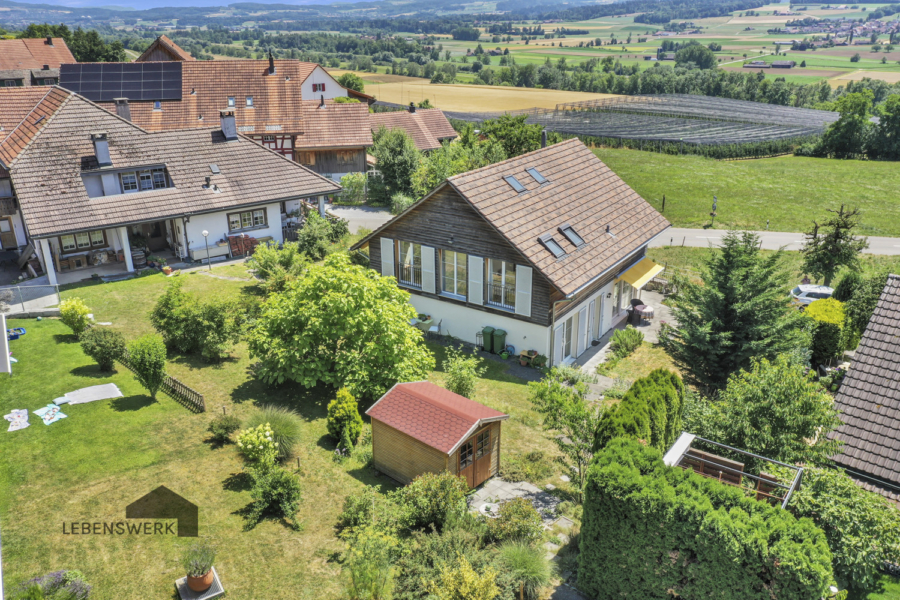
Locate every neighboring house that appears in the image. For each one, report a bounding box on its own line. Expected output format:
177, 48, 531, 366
0, 87, 340, 284
0, 37, 74, 88
830, 273, 900, 503
351, 139, 670, 365
370, 104, 458, 152
367, 381, 508, 487
135, 35, 196, 62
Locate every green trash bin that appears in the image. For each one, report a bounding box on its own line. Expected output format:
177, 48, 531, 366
492, 329, 507, 355
481, 326, 495, 352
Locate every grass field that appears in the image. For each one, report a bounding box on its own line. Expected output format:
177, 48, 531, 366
592, 148, 900, 236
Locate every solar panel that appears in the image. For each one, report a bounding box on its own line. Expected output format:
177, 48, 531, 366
504, 175, 526, 193
526, 168, 547, 184
60, 62, 183, 103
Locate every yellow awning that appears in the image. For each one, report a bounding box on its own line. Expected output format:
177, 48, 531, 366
617, 258, 664, 290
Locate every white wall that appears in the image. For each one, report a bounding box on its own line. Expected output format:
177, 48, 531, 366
301, 66, 349, 101
183, 203, 283, 255
406, 294, 550, 357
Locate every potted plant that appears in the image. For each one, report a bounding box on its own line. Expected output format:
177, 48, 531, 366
182, 541, 216, 593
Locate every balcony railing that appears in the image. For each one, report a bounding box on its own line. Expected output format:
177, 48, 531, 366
486, 282, 515, 311
398, 263, 422, 288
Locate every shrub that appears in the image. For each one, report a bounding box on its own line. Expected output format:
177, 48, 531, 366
832, 270, 861, 302
497, 541, 552, 600
59, 297, 91, 337
245, 405, 302, 461
805, 298, 846, 366
579, 439, 834, 600
427, 554, 499, 600
499, 450, 554, 483
485, 497, 543, 544
442, 345, 487, 399
327, 216, 350, 243
194, 299, 245, 361
610, 325, 643, 359
13, 570, 92, 600
337, 172, 368, 205
207, 414, 241, 443
244, 463, 303, 530
390, 192, 416, 215
396, 471, 468, 532
327, 388, 363, 447
127, 335, 167, 399
237, 423, 277, 465
342, 526, 398, 600
79, 327, 125, 371
554, 364, 596, 386
296, 211, 332, 261
181, 541, 216, 577
149, 279, 197, 352
247, 241, 309, 293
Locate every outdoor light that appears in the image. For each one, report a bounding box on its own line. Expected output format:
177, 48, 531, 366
202, 229, 211, 271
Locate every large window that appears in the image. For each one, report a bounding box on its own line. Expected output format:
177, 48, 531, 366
59, 230, 106, 254
487, 258, 516, 311
398, 241, 422, 288
228, 208, 267, 232
562, 317, 574, 360
441, 250, 467, 299
120, 168, 168, 194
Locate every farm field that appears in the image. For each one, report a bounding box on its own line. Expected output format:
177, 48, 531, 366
592, 148, 900, 235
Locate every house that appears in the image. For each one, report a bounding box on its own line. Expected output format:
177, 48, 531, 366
370, 104, 458, 152
134, 35, 196, 62
0, 37, 74, 88
351, 139, 670, 366
366, 381, 509, 487
0, 86, 340, 285
829, 274, 900, 503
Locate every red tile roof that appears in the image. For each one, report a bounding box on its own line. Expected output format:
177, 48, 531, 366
135, 35, 195, 62
367, 381, 508, 454
0, 87, 57, 146
300, 100, 373, 149
0, 38, 75, 71
0, 86, 71, 168
370, 108, 457, 151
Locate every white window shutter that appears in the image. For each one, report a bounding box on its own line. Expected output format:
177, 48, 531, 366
468, 255, 484, 305
422, 246, 436, 294
576, 306, 588, 357
553, 324, 564, 366
380, 238, 394, 278
515, 265, 532, 317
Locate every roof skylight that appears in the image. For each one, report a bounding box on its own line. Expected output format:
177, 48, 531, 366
559, 223, 585, 247
539, 234, 566, 258
526, 168, 547, 184
504, 175, 526, 193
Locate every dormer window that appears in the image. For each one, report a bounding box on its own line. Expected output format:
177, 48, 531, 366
153, 101, 161, 110
539, 234, 566, 258
120, 168, 169, 194
559, 223, 585, 247
246, 96, 254, 107
504, 175, 526, 193
227, 97, 235, 107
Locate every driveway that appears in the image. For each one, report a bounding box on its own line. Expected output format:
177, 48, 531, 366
325, 204, 393, 234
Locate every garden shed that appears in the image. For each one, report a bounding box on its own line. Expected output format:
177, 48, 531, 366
366, 381, 509, 488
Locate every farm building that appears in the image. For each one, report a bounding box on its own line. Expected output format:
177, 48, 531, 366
743, 60, 771, 68
366, 381, 509, 488
772, 61, 796, 68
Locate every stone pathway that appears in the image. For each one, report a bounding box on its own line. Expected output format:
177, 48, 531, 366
468, 479, 561, 523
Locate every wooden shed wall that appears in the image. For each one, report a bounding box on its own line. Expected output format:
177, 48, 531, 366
371, 418, 448, 484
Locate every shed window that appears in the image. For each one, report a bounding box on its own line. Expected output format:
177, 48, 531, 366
441, 250, 467, 299
559, 223, 585, 247
475, 429, 490, 459
503, 175, 526, 193
526, 167, 547, 184
539, 234, 566, 258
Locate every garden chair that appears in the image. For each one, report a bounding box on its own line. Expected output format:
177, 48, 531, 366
428, 319, 442, 339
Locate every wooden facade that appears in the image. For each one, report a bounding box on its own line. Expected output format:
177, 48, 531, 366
446, 421, 502, 488
295, 148, 367, 176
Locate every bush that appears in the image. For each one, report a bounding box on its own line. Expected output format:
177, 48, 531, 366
247, 241, 309, 293
245, 405, 302, 461
579, 439, 834, 600
390, 192, 416, 215
832, 270, 861, 302
13, 570, 92, 600
337, 172, 368, 205
181, 541, 216, 577
554, 364, 596, 386
127, 335, 167, 399
427, 554, 499, 600
59, 297, 91, 337
497, 541, 552, 600
244, 463, 303, 530
442, 345, 487, 399
237, 423, 277, 465
296, 211, 332, 261
499, 450, 554, 483
207, 414, 241, 443
342, 526, 398, 600
327, 388, 363, 447
610, 325, 643, 359
485, 497, 543, 544
149, 279, 197, 353
397, 471, 468, 532
79, 327, 125, 372
805, 298, 846, 366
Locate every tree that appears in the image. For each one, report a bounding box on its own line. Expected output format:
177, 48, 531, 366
128, 335, 167, 400
371, 126, 422, 199
59, 297, 92, 337
327, 388, 363, 447
529, 368, 604, 502
800, 205, 869, 287
80, 328, 125, 372
714, 355, 842, 469
338, 172, 367, 205
247, 254, 434, 400
411, 128, 506, 196
246, 241, 310, 294
661, 231, 806, 390
819, 90, 872, 157
843, 269, 890, 343
478, 114, 549, 158
68, 28, 126, 63
675, 43, 717, 69
337, 72, 365, 93
869, 93, 900, 160
417, 98, 433, 108
442, 345, 487, 399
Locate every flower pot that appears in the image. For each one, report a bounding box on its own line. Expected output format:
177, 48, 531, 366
187, 569, 215, 593
163, 266, 173, 275
519, 358, 528, 366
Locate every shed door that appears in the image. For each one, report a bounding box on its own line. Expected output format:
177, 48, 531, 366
458, 437, 475, 488
474, 427, 492, 487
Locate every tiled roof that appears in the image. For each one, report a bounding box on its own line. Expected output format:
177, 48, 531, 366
0, 87, 57, 146
370, 108, 457, 151
135, 35, 196, 62
0, 38, 75, 71
831, 274, 900, 499
4, 88, 341, 238
366, 381, 508, 454
446, 138, 670, 295
0, 87, 71, 167
300, 100, 373, 149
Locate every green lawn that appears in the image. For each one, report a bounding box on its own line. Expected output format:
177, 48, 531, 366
0, 272, 562, 599
594, 148, 900, 236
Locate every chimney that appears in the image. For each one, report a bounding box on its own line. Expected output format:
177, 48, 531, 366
541, 130, 547, 148
408, 102, 416, 113
42, 64, 50, 71
268, 52, 275, 75
91, 133, 112, 167
220, 110, 237, 141
113, 98, 131, 122
319, 94, 325, 108
45, 36, 53, 46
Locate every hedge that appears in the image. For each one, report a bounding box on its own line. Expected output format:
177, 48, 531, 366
805, 298, 845, 366
579, 439, 834, 600
593, 368, 684, 452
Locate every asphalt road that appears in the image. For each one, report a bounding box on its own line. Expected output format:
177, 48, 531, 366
651, 228, 900, 255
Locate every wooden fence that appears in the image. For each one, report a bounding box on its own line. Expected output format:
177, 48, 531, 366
118, 352, 206, 413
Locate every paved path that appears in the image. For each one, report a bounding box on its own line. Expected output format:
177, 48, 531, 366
651, 228, 900, 255
325, 203, 393, 233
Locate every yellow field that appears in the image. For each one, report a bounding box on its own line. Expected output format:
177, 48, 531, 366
332, 72, 618, 111
829, 70, 900, 85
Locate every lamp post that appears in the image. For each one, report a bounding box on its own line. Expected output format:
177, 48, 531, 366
202, 230, 211, 271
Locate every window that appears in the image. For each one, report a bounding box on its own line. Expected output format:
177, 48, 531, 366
504, 175, 526, 193
562, 317, 574, 360
246, 96, 254, 107
60, 235, 77, 252
398, 240, 422, 288
459, 439, 474, 470
526, 167, 547, 184
475, 429, 490, 459
337, 150, 355, 166
298, 152, 316, 166
441, 250, 467, 299
312, 83, 325, 93
3, 80, 16, 87
89, 230, 105, 246
539, 234, 566, 258
227, 96, 235, 107
227, 208, 268, 232
120, 173, 138, 192
487, 258, 516, 310
153, 101, 161, 110
139, 171, 154, 191
263, 135, 275, 142
152, 170, 167, 189
59, 230, 106, 253
559, 223, 585, 247
42, 79, 55, 86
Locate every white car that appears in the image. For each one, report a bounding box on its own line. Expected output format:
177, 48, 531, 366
791, 284, 834, 307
